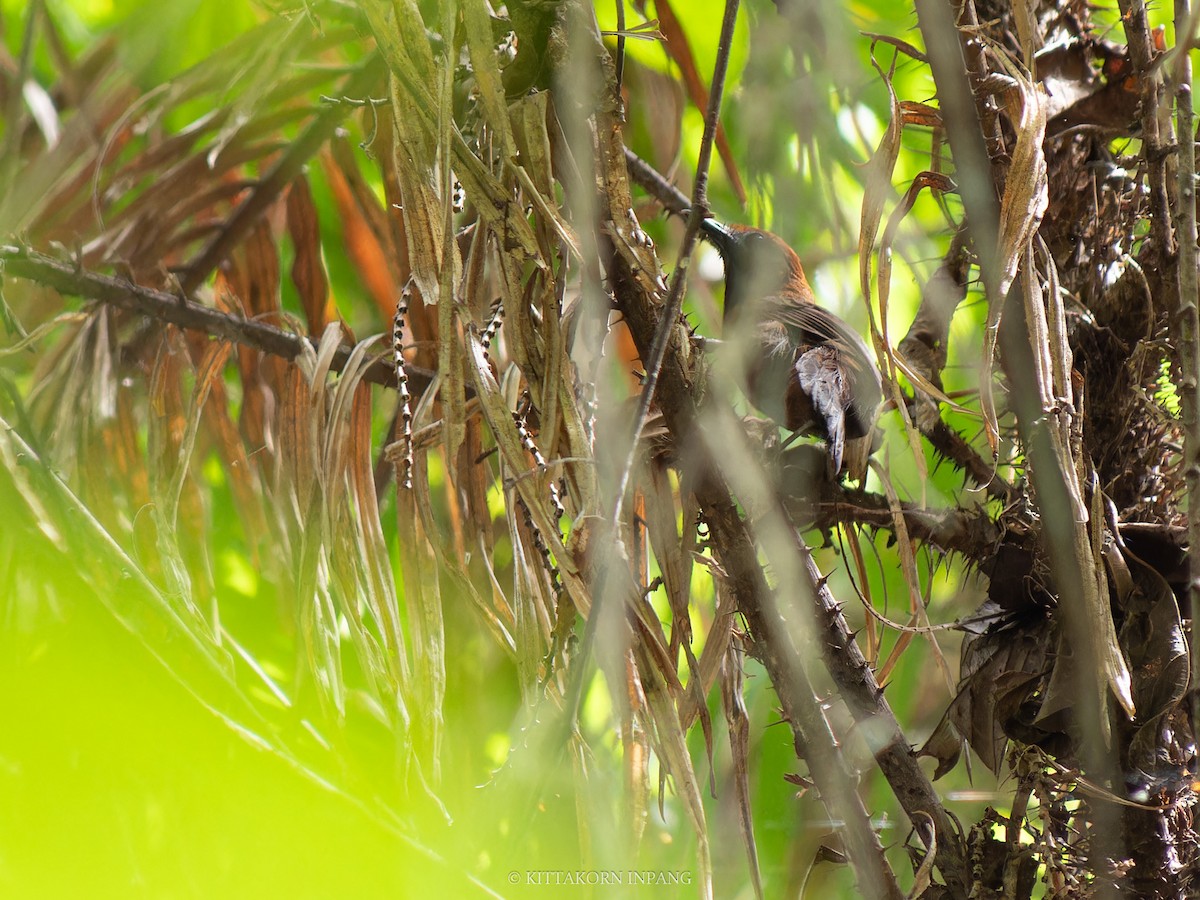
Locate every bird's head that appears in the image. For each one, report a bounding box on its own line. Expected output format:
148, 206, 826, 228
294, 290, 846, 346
698, 219, 813, 319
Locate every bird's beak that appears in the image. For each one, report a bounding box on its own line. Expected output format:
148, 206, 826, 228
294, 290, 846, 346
697, 216, 733, 251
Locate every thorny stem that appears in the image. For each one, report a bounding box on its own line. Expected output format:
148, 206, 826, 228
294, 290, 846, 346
0, 246, 438, 394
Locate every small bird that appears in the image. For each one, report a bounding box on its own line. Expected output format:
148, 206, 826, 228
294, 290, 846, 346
698, 218, 882, 477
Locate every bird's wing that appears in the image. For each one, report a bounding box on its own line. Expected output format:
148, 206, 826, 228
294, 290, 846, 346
765, 297, 883, 419
793, 344, 851, 474
787, 343, 854, 472
764, 298, 873, 365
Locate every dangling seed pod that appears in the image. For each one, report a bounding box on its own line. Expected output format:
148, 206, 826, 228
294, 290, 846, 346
514, 395, 565, 521
451, 176, 466, 214
393, 281, 415, 491
516, 495, 563, 601
480, 298, 505, 352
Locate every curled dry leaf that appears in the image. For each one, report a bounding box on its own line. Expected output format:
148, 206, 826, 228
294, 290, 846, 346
978, 50, 1048, 453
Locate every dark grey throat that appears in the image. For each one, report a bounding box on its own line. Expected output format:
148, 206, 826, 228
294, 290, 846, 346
698, 218, 749, 321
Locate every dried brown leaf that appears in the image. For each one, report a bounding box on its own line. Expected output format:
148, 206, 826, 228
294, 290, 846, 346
323, 142, 401, 320
286, 174, 334, 333
979, 53, 1048, 452
899, 100, 942, 129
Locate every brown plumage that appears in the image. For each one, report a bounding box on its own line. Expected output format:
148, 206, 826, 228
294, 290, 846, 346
699, 218, 882, 477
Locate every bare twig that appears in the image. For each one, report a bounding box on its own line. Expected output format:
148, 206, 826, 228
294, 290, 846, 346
614, 0, 627, 91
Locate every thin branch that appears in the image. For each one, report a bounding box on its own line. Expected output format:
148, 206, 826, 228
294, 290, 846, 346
624, 146, 691, 215
1118, 0, 1177, 259
614, 0, 627, 91
790, 484, 1002, 559
0, 245, 438, 393
608, 0, 740, 529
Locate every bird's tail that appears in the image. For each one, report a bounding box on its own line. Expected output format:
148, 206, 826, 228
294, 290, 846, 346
826, 408, 846, 477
